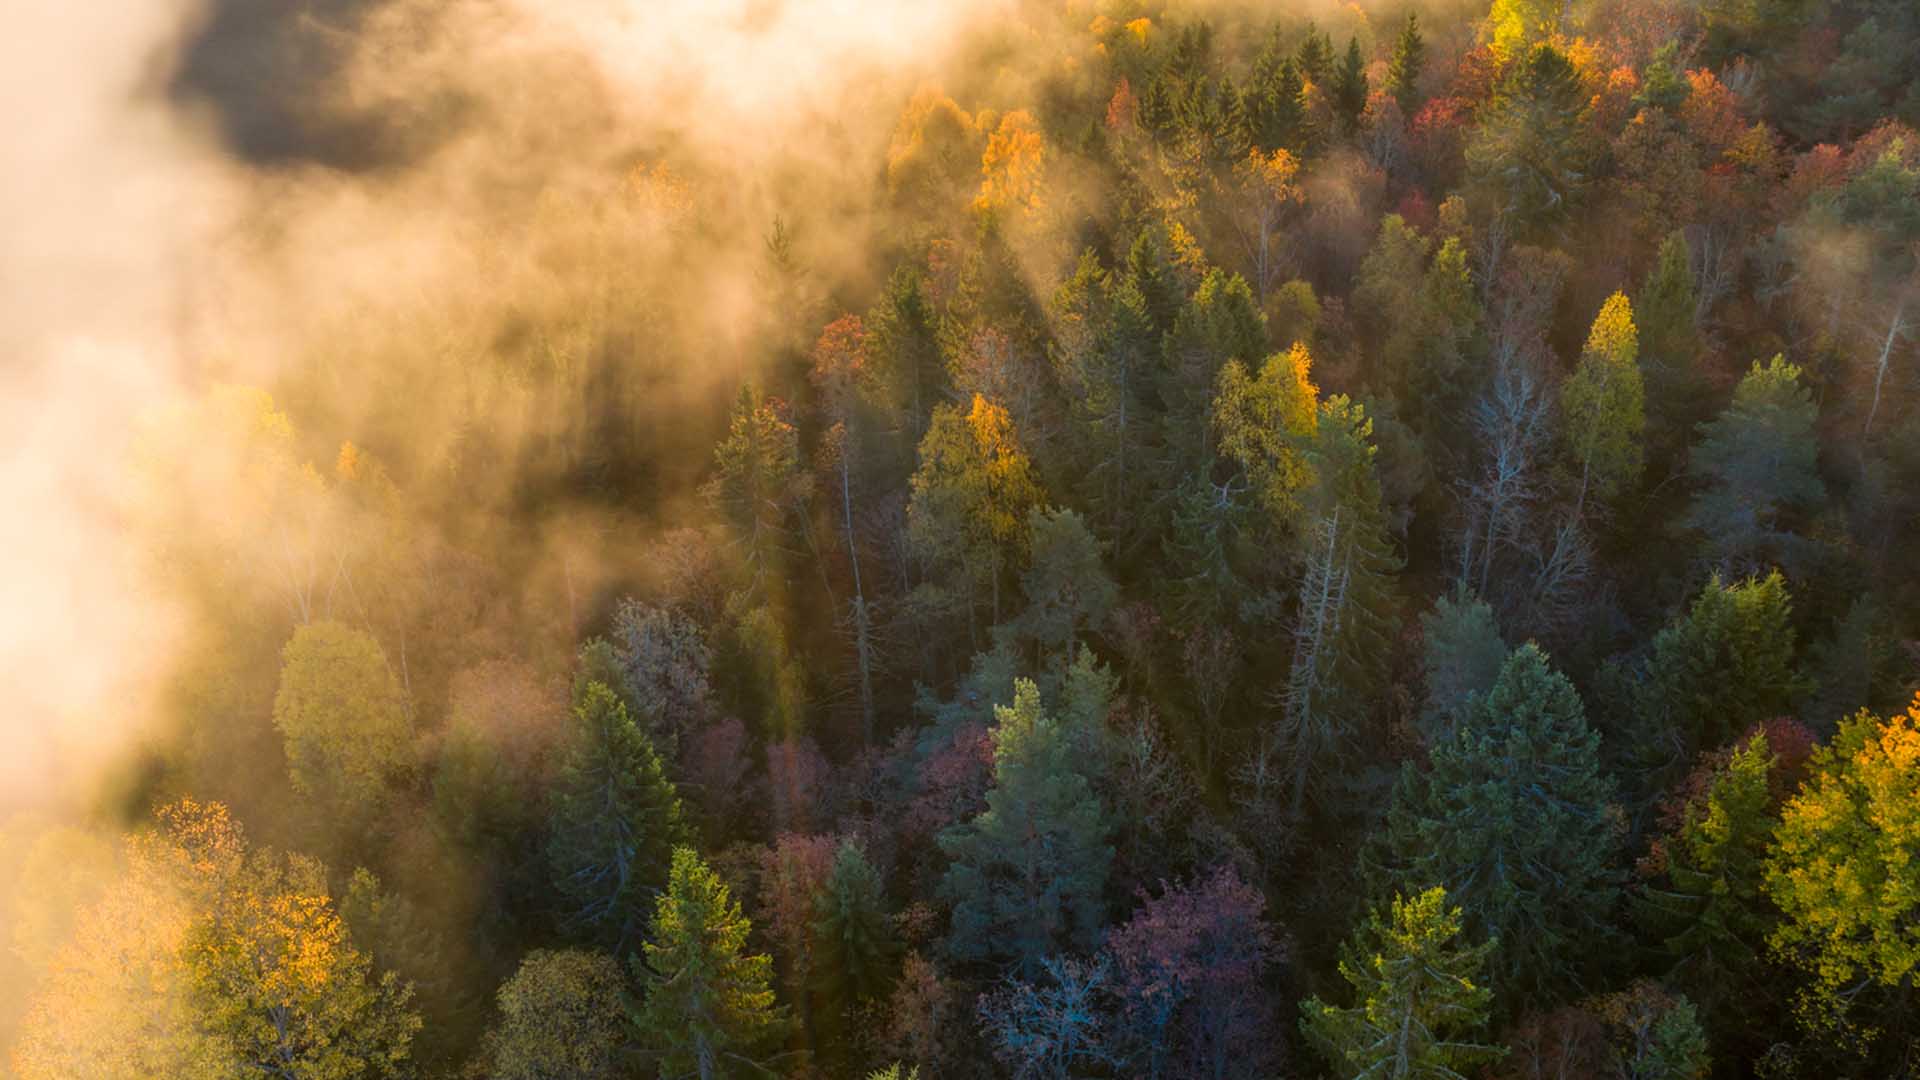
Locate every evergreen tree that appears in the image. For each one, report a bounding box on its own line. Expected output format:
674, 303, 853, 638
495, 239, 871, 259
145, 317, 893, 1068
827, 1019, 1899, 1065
548, 681, 691, 951
1332, 37, 1370, 132
811, 841, 899, 1064
1640, 733, 1782, 1029
1466, 44, 1590, 237
1561, 291, 1646, 511
1301, 887, 1504, 1080
1375, 645, 1620, 1004
1264, 396, 1402, 820
1418, 592, 1509, 741
1630, 572, 1807, 791
907, 394, 1044, 628
1163, 269, 1268, 475
1685, 356, 1825, 573
1296, 24, 1335, 87
938, 679, 1112, 975
1637, 232, 1706, 450
706, 384, 804, 602
632, 847, 789, 1079
866, 263, 948, 445
1387, 14, 1427, 118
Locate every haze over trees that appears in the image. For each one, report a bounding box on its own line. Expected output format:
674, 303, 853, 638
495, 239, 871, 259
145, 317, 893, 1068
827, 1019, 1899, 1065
7, 0, 1920, 1077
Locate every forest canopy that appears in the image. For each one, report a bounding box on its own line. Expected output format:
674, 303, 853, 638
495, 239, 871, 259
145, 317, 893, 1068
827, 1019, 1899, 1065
3, 0, 1920, 1077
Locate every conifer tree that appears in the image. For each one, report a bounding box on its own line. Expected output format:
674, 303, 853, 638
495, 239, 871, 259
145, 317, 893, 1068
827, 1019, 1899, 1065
938, 679, 1112, 975
1301, 887, 1504, 1080
1387, 13, 1427, 118
907, 394, 1044, 628
811, 841, 899, 1062
632, 847, 789, 1079
1637, 232, 1704, 443
1561, 291, 1646, 511
1630, 571, 1807, 790
1375, 644, 1619, 1003
1332, 37, 1370, 132
548, 681, 691, 951
1263, 396, 1402, 820
1685, 356, 1824, 572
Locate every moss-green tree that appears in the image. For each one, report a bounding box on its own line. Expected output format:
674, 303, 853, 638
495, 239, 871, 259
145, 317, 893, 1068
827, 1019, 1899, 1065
1301, 887, 1503, 1080
810, 841, 899, 1064
632, 847, 788, 1079
939, 679, 1112, 975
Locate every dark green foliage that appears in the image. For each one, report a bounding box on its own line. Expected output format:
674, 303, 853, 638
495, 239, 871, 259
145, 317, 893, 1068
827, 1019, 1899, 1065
1386, 14, 1426, 118
1418, 592, 1509, 741
938, 679, 1112, 975
547, 682, 691, 951
1331, 38, 1369, 132
1375, 645, 1620, 1006
1685, 358, 1825, 572
810, 840, 899, 1059
1466, 44, 1591, 237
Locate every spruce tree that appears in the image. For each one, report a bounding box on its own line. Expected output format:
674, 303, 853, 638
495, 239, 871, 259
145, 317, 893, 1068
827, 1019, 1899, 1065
1685, 356, 1825, 573
632, 847, 789, 1079
811, 841, 899, 1063
548, 681, 691, 951
938, 679, 1112, 975
1301, 887, 1504, 1080
1387, 13, 1427, 118
1375, 644, 1620, 1004
1332, 37, 1370, 131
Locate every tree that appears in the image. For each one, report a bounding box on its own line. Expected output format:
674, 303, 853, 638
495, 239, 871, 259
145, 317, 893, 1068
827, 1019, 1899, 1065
1684, 356, 1825, 573
1467, 44, 1591, 237
1561, 292, 1647, 511
1353, 215, 1432, 404
1637, 232, 1705, 445
1263, 396, 1402, 820
632, 847, 788, 1080
1230, 146, 1305, 300
1300, 887, 1503, 1080
811, 840, 899, 1061
1765, 696, 1920, 1051
1164, 270, 1269, 474
481, 950, 630, 1080
706, 385, 805, 602
908, 394, 1045, 627
866, 264, 948, 442
1211, 342, 1320, 524
977, 954, 1121, 1080
1629, 572, 1807, 791
271, 620, 413, 828
14, 799, 418, 1080
976, 110, 1048, 217
939, 679, 1112, 974
1486, 0, 1567, 64
1333, 37, 1370, 132
1387, 14, 1427, 118
610, 598, 713, 757
1375, 645, 1620, 1002
1009, 507, 1117, 668
1049, 252, 1156, 542
1418, 592, 1509, 741
1639, 732, 1783, 1026
547, 681, 691, 951
1108, 866, 1284, 1079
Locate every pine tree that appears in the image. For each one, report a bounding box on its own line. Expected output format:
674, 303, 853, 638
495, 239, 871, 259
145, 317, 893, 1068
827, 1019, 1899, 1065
938, 679, 1112, 975
866, 263, 947, 445
1387, 13, 1427, 118
1375, 644, 1620, 1003
1295, 24, 1335, 87
1561, 291, 1646, 511
706, 384, 805, 603
548, 681, 691, 952
1418, 592, 1509, 741
1466, 44, 1590, 237
1301, 887, 1504, 1080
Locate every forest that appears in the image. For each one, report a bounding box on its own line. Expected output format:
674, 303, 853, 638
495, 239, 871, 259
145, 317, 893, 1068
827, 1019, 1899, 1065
2, 0, 1919, 1076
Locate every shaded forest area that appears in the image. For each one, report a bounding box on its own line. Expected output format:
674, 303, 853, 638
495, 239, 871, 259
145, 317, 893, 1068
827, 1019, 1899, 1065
5, 0, 1920, 1077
